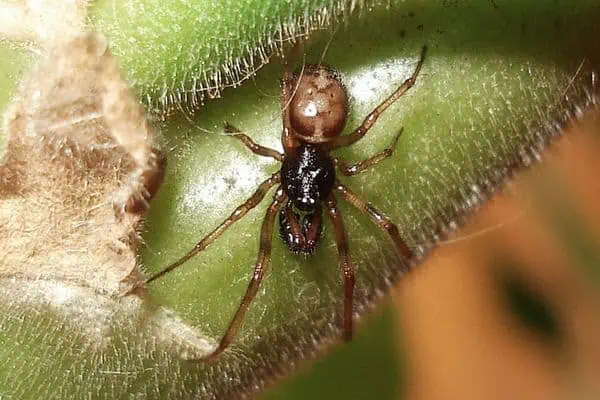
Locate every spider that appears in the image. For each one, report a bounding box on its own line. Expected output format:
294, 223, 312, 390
142, 45, 427, 361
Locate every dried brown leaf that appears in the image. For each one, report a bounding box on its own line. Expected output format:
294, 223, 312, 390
0, 32, 164, 294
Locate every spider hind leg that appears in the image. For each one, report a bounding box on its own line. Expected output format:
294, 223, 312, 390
335, 183, 413, 261
194, 188, 288, 361
325, 194, 355, 341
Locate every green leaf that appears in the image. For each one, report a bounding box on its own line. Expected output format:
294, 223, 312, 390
261, 304, 402, 400
89, 0, 354, 112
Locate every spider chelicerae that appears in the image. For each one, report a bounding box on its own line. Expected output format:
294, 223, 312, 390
143, 46, 427, 361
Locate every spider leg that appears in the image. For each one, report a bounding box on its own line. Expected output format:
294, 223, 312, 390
224, 122, 283, 161
335, 183, 413, 260
325, 194, 355, 341
334, 128, 403, 176
195, 187, 288, 361
293, 46, 427, 151
140, 172, 281, 287
281, 45, 302, 153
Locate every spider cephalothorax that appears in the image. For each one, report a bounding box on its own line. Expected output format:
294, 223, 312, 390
279, 142, 334, 255
281, 143, 336, 212
140, 46, 427, 361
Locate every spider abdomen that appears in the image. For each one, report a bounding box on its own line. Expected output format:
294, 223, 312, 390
289, 65, 348, 138
281, 144, 335, 212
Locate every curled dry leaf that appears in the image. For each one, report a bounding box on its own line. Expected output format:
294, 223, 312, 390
0, 34, 228, 400
0, 32, 163, 294
0, 0, 88, 45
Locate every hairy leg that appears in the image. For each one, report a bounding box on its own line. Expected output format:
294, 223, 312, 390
335, 183, 413, 260
281, 49, 297, 153
140, 172, 281, 286
334, 128, 403, 176
224, 122, 283, 161
196, 188, 288, 361
325, 194, 355, 341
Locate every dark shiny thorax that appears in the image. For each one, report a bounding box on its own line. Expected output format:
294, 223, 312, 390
281, 144, 336, 211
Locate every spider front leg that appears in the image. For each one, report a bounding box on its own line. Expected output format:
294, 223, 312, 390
224, 122, 283, 161
195, 188, 288, 361
138, 172, 281, 287
335, 183, 413, 261
334, 128, 403, 176
292, 45, 427, 151
280, 44, 303, 153
325, 194, 355, 341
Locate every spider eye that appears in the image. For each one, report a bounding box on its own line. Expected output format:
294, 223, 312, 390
295, 196, 317, 212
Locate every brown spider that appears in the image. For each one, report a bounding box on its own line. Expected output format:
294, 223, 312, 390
143, 46, 427, 361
